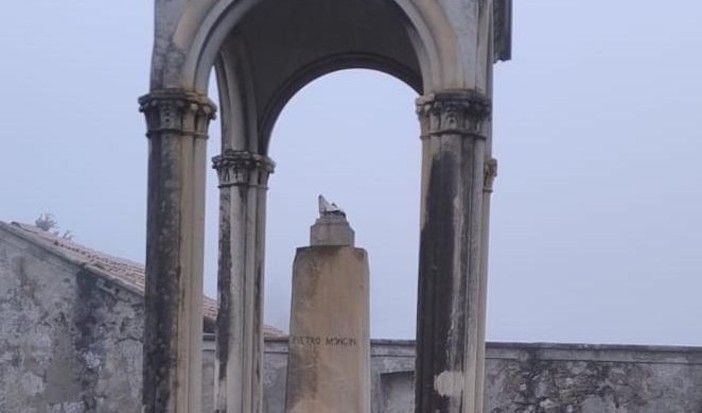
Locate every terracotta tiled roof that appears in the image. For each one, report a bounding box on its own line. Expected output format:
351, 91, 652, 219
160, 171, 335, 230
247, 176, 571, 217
7, 222, 285, 338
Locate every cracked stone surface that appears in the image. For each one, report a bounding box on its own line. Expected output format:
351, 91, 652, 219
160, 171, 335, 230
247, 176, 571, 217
0, 228, 143, 413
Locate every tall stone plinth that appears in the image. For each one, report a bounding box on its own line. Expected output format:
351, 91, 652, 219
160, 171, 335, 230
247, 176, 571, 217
285, 214, 370, 413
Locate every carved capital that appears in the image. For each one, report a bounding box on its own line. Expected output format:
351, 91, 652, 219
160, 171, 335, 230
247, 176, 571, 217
484, 157, 498, 193
416, 90, 491, 140
139, 90, 217, 139
212, 150, 276, 188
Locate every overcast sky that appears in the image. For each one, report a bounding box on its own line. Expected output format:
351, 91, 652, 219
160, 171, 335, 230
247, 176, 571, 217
1, 1, 701, 345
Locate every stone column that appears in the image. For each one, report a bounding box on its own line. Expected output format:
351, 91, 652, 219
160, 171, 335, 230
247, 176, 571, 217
475, 157, 497, 413
285, 211, 371, 413
139, 90, 216, 413
212, 149, 274, 413
415, 90, 491, 413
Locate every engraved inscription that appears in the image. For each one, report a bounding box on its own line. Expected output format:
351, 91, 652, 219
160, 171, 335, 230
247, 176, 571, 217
289, 336, 358, 347
290, 336, 321, 346
326, 336, 357, 346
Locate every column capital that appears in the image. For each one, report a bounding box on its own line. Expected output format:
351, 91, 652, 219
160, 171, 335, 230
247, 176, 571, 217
416, 90, 491, 140
212, 150, 276, 188
139, 89, 217, 139
484, 158, 498, 193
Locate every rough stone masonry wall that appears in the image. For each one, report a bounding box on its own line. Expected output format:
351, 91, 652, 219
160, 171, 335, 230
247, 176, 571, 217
485, 343, 702, 413
3, 226, 702, 413
259, 340, 702, 413
0, 230, 143, 413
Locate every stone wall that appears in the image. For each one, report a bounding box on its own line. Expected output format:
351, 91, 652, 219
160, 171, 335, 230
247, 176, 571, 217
3, 224, 702, 412
0, 228, 143, 413
485, 343, 702, 413
257, 339, 702, 413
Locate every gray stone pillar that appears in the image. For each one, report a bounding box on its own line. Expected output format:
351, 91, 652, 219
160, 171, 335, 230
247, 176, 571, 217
139, 90, 216, 413
285, 212, 371, 413
212, 149, 274, 413
475, 157, 497, 413
415, 90, 491, 413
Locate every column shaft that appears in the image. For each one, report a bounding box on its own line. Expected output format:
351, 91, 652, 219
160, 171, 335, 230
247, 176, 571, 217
253, 162, 271, 413
139, 90, 216, 413
474, 157, 497, 413
415, 90, 491, 413
212, 150, 274, 413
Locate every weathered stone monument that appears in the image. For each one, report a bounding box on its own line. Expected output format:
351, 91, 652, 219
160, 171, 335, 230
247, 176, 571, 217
140, 1, 511, 412
285, 196, 371, 413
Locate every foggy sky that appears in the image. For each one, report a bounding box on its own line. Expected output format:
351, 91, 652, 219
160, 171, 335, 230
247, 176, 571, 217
1, 1, 701, 344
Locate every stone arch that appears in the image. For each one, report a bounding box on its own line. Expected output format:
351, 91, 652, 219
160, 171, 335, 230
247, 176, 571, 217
256, 53, 422, 153
182, 0, 437, 155
169, 0, 457, 94
211, 37, 426, 153
140, 1, 511, 412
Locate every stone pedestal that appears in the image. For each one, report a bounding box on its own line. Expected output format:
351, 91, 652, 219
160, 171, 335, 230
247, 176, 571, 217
310, 215, 355, 246
285, 214, 370, 413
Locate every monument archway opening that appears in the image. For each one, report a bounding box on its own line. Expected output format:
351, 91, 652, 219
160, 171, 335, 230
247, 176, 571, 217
263, 69, 421, 338
139, 0, 511, 411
